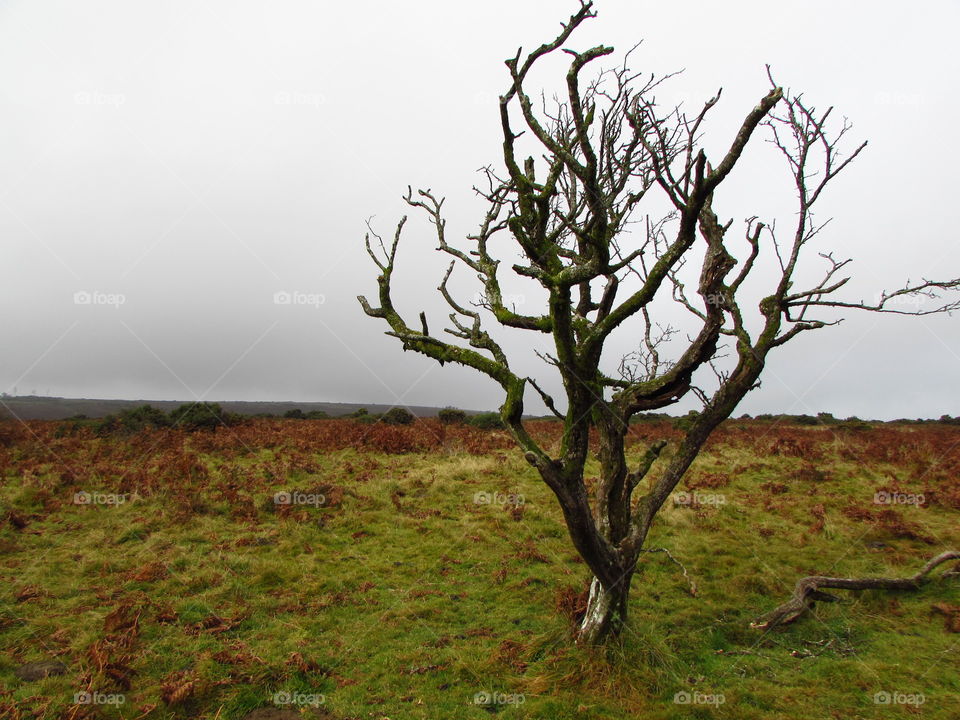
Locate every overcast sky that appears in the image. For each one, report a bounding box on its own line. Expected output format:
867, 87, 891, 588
0, 0, 957, 419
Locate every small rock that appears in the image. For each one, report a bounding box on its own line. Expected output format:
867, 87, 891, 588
14, 661, 67, 681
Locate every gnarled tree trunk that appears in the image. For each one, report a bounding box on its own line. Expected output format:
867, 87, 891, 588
577, 573, 633, 644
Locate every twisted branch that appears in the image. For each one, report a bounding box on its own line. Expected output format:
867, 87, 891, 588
751, 551, 960, 630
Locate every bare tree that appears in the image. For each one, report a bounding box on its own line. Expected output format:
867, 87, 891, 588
358, 2, 959, 644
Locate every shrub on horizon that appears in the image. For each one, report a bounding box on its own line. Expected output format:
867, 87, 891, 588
381, 407, 415, 425
468, 412, 505, 430
438, 407, 467, 425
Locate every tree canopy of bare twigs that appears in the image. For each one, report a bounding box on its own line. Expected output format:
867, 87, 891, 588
358, 1, 959, 643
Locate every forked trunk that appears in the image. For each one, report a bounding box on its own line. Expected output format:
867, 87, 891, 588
576, 573, 633, 644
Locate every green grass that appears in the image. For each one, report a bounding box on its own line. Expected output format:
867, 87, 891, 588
1, 435, 958, 719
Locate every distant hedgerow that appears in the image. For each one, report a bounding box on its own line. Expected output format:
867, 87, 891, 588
169, 402, 240, 431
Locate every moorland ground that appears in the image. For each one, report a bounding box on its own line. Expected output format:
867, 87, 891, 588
1, 417, 958, 719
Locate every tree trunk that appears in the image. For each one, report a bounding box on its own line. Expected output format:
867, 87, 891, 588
576, 573, 632, 644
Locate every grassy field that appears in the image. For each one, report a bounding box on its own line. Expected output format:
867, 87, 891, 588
1, 417, 958, 719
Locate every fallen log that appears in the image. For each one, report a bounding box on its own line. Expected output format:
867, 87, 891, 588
751, 550, 960, 630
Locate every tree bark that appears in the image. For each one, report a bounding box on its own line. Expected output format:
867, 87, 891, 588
576, 571, 633, 644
